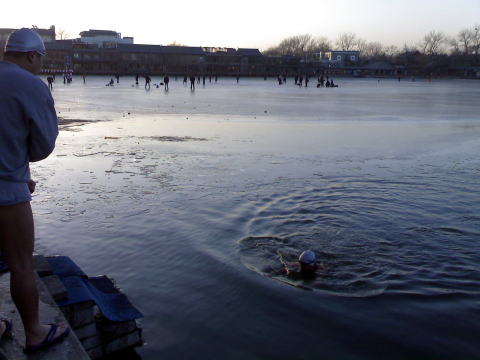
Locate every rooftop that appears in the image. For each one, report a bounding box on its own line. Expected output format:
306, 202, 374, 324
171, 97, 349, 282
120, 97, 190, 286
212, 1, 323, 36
80, 29, 120, 37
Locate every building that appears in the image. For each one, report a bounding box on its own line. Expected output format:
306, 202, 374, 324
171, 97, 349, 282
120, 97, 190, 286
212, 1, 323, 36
322, 50, 360, 66
79, 29, 133, 48
42, 40, 266, 76
1, 25, 369, 76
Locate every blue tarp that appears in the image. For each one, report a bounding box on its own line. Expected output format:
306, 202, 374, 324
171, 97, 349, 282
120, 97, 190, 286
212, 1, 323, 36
47, 256, 143, 322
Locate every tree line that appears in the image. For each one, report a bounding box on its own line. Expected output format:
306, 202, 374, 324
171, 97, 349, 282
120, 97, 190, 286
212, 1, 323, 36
264, 25, 480, 65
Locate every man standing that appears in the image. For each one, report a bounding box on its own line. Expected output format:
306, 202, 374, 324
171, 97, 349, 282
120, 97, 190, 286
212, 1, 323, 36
0, 28, 70, 353
47, 74, 54, 90
163, 75, 170, 91
190, 75, 196, 91
144, 74, 151, 89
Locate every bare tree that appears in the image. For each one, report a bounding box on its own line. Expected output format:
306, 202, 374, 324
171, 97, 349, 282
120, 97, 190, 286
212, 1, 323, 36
402, 43, 418, 53
355, 38, 368, 52
277, 34, 314, 56
471, 25, 480, 56
309, 36, 332, 53
422, 30, 446, 55
457, 29, 473, 54
56, 28, 71, 40
336, 32, 358, 51
168, 41, 186, 46
448, 36, 461, 55
266, 34, 331, 57
361, 41, 386, 58
384, 45, 399, 58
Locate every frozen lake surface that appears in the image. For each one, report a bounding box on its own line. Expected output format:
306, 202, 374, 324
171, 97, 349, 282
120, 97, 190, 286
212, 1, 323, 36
32, 76, 480, 359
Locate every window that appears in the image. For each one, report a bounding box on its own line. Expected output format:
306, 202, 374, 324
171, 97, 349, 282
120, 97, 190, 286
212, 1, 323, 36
350, 55, 356, 61
337, 55, 342, 61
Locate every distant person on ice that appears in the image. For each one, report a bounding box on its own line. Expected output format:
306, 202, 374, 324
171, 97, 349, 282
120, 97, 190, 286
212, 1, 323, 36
144, 74, 151, 89
47, 74, 54, 90
190, 75, 196, 90
0, 28, 70, 354
163, 75, 170, 90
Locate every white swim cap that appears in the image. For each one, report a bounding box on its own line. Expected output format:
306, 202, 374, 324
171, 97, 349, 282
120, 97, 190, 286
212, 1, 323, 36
299, 250, 316, 265
5, 28, 46, 56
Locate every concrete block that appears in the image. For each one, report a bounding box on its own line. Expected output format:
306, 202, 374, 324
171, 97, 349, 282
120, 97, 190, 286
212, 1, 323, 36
73, 321, 97, 339
41, 274, 68, 301
104, 329, 143, 354
98, 319, 138, 341
33, 254, 54, 277
81, 334, 102, 350
61, 304, 95, 327
87, 345, 104, 360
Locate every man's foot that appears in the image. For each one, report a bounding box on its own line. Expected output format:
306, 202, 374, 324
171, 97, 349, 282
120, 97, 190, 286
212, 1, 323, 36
24, 322, 70, 353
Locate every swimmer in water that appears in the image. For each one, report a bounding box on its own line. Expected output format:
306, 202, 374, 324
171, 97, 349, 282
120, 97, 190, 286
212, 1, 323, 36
277, 250, 326, 280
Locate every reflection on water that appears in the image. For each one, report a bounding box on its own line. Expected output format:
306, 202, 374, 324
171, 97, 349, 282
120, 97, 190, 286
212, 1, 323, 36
30, 78, 480, 360
239, 177, 480, 298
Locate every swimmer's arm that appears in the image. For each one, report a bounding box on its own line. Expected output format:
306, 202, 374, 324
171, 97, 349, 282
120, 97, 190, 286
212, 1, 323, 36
277, 251, 291, 273
317, 263, 328, 271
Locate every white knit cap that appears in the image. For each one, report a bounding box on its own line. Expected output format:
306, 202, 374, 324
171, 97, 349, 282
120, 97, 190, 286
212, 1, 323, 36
5, 28, 46, 56
299, 250, 316, 265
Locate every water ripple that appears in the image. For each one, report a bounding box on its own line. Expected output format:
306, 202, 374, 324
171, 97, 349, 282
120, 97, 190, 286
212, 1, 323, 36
238, 175, 480, 298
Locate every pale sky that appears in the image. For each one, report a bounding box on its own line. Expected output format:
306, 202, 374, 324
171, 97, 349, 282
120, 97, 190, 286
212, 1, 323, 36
1, 0, 479, 50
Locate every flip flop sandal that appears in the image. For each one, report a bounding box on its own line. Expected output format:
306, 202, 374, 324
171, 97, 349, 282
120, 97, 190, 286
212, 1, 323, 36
23, 323, 70, 354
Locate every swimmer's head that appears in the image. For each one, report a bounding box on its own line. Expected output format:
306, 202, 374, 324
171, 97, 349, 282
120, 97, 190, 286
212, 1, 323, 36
299, 250, 316, 266
5, 28, 46, 56
299, 250, 317, 274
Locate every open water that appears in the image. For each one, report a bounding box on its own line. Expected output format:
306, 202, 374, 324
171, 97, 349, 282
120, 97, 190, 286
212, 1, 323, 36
32, 76, 480, 359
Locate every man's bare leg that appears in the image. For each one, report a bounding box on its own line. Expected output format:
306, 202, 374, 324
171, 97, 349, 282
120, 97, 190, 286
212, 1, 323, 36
0, 202, 68, 347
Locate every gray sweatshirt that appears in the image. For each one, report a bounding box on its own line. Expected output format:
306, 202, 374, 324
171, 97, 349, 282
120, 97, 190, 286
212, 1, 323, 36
0, 61, 59, 183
